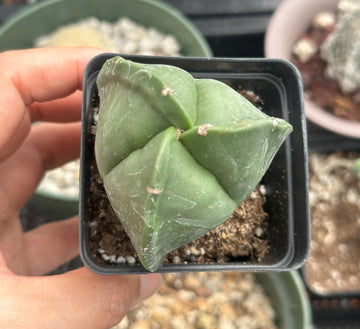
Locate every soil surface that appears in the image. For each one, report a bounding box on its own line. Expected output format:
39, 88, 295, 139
291, 16, 360, 122
305, 151, 360, 295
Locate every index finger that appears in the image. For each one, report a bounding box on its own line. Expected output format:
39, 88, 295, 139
0, 47, 104, 161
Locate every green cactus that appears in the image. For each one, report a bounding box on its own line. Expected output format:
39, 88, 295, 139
321, 0, 360, 93
95, 56, 293, 272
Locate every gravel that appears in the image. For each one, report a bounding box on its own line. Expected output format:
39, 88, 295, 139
36, 159, 80, 198
35, 17, 181, 56
305, 152, 360, 294
112, 272, 277, 329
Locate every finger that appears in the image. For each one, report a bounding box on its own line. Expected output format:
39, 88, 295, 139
47, 269, 162, 329
0, 122, 81, 208
0, 47, 102, 105
0, 47, 103, 161
29, 90, 83, 123
0, 94, 32, 164
0, 250, 13, 275
23, 217, 79, 276
27, 121, 81, 171
4, 269, 162, 329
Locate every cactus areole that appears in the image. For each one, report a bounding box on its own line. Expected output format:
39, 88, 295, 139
94, 56, 293, 272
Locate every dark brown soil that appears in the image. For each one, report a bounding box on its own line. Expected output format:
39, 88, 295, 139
305, 151, 360, 295
291, 20, 360, 122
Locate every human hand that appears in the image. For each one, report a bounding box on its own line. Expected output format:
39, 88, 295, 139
0, 48, 162, 329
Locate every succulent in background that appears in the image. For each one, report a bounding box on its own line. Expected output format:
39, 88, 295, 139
94, 56, 293, 272
321, 0, 360, 93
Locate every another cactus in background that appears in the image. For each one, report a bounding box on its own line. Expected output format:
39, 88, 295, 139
95, 56, 293, 272
321, 0, 360, 93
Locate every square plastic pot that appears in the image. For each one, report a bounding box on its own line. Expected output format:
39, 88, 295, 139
80, 54, 310, 274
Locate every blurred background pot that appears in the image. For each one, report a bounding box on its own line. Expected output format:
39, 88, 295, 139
0, 0, 212, 212
265, 0, 360, 139
112, 270, 312, 329
256, 271, 312, 329
0, 0, 212, 56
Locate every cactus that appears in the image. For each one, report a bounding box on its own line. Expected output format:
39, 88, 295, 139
321, 0, 360, 93
94, 56, 293, 272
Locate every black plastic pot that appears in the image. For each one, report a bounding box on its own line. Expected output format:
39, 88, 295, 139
80, 54, 309, 274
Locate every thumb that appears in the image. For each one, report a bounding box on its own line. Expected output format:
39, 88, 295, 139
4, 267, 162, 329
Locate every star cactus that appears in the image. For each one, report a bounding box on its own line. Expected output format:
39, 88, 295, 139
94, 56, 293, 272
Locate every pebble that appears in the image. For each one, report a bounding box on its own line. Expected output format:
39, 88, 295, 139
313, 11, 336, 29
125, 256, 136, 265
111, 272, 276, 329
116, 256, 126, 264
293, 38, 318, 63
172, 255, 181, 264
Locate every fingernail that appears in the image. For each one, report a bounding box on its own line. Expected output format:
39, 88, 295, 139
138, 273, 163, 303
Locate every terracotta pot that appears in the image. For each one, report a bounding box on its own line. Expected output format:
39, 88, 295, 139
265, 0, 360, 139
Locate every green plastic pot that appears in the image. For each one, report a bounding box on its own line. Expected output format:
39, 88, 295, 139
0, 0, 212, 56
255, 271, 312, 329
0, 0, 211, 212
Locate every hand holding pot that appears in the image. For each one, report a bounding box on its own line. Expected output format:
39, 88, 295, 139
0, 48, 162, 329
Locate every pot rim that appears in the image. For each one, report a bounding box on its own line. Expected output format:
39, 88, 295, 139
264, 0, 360, 139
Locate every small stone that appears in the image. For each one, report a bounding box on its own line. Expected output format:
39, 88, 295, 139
116, 256, 126, 264
101, 253, 111, 261
131, 319, 150, 329
259, 184, 267, 195
255, 227, 264, 237
151, 306, 171, 325
195, 313, 217, 329
169, 315, 187, 329
190, 246, 201, 256
313, 11, 336, 29
126, 256, 136, 264
177, 289, 196, 301
109, 255, 117, 263
293, 38, 317, 63
184, 274, 200, 290
195, 286, 212, 298
218, 316, 236, 329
